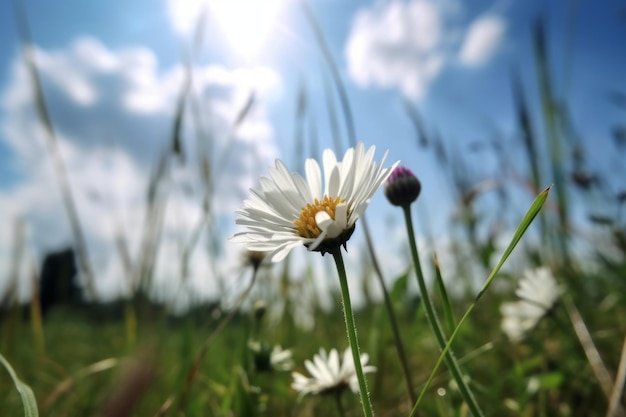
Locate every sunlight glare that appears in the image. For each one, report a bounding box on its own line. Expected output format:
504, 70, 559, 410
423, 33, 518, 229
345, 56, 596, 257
208, 0, 285, 59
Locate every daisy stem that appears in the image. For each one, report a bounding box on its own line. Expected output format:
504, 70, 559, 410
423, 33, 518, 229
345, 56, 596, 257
401, 205, 484, 417
362, 216, 417, 405
331, 248, 375, 417
335, 392, 347, 417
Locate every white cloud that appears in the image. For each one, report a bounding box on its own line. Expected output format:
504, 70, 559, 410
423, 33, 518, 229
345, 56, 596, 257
345, 0, 506, 98
0, 37, 280, 306
458, 15, 506, 67
345, 0, 459, 99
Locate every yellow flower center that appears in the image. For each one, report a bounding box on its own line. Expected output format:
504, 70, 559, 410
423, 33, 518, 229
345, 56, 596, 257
294, 196, 346, 238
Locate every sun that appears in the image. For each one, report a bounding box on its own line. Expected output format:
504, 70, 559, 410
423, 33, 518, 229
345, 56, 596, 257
168, 0, 286, 59
208, 0, 286, 59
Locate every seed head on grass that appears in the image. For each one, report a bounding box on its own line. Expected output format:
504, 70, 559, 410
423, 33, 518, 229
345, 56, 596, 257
231, 142, 399, 260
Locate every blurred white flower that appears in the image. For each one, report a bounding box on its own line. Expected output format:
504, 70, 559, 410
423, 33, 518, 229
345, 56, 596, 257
500, 267, 561, 342
249, 341, 293, 372
269, 345, 294, 371
515, 266, 561, 309
291, 347, 376, 396
231, 142, 398, 262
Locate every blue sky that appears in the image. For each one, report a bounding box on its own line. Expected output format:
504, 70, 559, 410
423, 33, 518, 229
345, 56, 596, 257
0, 0, 624, 309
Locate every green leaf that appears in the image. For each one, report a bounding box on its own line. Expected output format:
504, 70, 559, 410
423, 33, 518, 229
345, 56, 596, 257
390, 268, 410, 305
433, 253, 456, 332
0, 352, 39, 417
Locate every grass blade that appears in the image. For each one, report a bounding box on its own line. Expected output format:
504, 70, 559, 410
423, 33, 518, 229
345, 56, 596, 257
433, 253, 456, 332
0, 352, 39, 417
411, 185, 551, 413
13, 0, 97, 300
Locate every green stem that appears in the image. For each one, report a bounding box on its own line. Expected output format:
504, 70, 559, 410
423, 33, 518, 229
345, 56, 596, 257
178, 265, 259, 413
402, 206, 484, 417
331, 248, 375, 417
362, 216, 417, 405
335, 392, 347, 417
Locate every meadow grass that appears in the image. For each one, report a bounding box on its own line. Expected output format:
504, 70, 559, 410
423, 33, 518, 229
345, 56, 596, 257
1, 5, 626, 417
1, 271, 623, 417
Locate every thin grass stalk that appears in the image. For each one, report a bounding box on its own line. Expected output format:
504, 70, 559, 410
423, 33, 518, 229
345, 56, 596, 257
29, 265, 45, 356
361, 216, 417, 405
414, 342, 494, 392
511, 70, 549, 242
301, 0, 357, 149
322, 72, 344, 152
293, 81, 308, 171
177, 264, 260, 412
43, 358, 120, 410
4, 219, 25, 355
335, 392, 347, 417
13, 0, 97, 301
606, 335, 626, 417
562, 293, 614, 401
533, 20, 571, 266
135, 155, 169, 296
409, 186, 550, 415
330, 248, 375, 417
403, 99, 429, 148
402, 205, 485, 417
178, 90, 257, 302
432, 254, 456, 333
213, 91, 257, 179
308, 110, 320, 161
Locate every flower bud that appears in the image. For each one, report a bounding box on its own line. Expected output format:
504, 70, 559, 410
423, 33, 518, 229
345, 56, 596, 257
384, 166, 422, 207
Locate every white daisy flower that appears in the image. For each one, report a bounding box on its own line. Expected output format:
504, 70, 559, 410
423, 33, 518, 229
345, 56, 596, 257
291, 347, 376, 396
515, 266, 561, 310
500, 267, 561, 342
231, 143, 399, 262
269, 345, 294, 371
249, 341, 294, 372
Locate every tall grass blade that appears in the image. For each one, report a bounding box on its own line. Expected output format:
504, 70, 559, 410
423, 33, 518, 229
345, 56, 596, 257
301, 0, 357, 148
170, 69, 190, 162
0, 352, 39, 417
606, 335, 626, 417
403, 99, 429, 147
433, 254, 456, 332
411, 186, 551, 414
43, 358, 120, 410
29, 266, 45, 356
321, 72, 344, 152
13, 0, 97, 301
533, 20, 570, 265
293, 81, 307, 169
177, 266, 259, 412
563, 294, 615, 402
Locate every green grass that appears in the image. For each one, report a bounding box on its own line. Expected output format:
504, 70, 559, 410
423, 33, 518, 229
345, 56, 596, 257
1, 267, 624, 417
2, 5, 625, 417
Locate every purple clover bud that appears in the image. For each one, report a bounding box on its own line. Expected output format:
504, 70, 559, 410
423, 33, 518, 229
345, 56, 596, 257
384, 166, 422, 207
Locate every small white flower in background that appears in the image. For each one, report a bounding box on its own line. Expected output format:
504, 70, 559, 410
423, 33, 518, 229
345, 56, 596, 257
249, 341, 293, 372
291, 347, 376, 396
515, 266, 561, 309
269, 345, 294, 371
231, 142, 399, 262
500, 267, 562, 342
